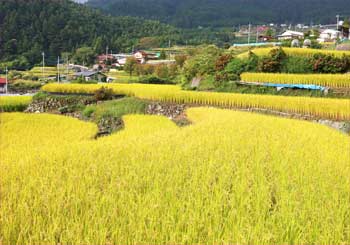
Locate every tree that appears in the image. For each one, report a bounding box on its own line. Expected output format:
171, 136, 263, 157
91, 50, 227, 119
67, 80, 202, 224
154, 64, 169, 79
265, 28, 275, 38
73, 47, 96, 66
61, 52, 72, 63
175, 55, 187, 67
137, 37, 160, 49
183, 45, 222, 81
0, 0, 177, 67
124, 57, 138, 76
159, 50, 166, 59
341, 18, 350, 38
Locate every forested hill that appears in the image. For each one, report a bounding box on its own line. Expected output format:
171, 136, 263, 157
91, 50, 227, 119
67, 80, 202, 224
0, 0, 177, 67
87, 0, 350, 28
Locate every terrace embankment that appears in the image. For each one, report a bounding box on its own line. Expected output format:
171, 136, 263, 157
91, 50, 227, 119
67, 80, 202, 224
26, 94, 350, 134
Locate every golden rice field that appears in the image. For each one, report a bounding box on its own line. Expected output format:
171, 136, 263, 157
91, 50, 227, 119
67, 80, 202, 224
1, 109, 350, 244
21, 66, 74, 77
42, 83, 350, 120
241, 72, 350, 88
237, 47, 350, 59
0, 95, 32, 112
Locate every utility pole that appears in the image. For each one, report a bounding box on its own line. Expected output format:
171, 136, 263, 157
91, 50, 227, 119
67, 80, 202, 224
57, 56, 60, 83
5, 66, 8, 94
168, 40, 171, 48
106, 46, 109, 61
42, 52, 45, 80
66, 54, 69, 81
256, 25, 259, 43
336, 15, 340, 30
248, 23, 251, 44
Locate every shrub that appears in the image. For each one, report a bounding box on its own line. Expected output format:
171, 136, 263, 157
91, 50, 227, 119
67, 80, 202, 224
84, 97, 146, 123
8, 79, 42, 92
154, 64, 169, 79
33, 91, 49, 101
310, 54, 350, 73
174, 55, 187, 67
258, 48, 287, 73
310, 40, 322, 49
138, 76, 172, 84
281, 56, 313, 74
82, 106, 95, 118
225, 58, 247, 76
135, 64, 154, 76
245, 51, 259, 72
94, 87, 113, 101
215, 54, 232, 72
72, 76, 98, 84
8, 70, 23, 80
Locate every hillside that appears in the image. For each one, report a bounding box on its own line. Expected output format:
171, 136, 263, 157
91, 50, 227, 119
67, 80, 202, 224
87, 0, 350, 28
0, 0, 177, 68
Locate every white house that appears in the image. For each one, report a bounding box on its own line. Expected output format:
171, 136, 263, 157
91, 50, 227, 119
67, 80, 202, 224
278, 30, 304, 40
317, 29, 341, 43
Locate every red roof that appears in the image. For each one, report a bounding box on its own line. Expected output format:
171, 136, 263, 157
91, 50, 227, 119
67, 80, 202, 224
0, 78, 6, 84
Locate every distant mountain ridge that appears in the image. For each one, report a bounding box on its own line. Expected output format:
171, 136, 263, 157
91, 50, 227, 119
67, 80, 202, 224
87, 0, 350, 28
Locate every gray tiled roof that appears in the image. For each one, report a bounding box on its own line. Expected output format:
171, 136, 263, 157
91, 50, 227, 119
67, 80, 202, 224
74, 71, 98, 77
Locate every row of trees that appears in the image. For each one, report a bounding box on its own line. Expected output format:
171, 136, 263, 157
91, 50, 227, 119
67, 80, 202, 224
175, 46, 350, 89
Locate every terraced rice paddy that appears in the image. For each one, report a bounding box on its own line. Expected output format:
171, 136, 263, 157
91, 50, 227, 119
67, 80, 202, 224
237, 47, 350, 59
1, 109, 350, 244
241, 72, 350, 88
42, 83, 350, 120
0, 95, 32, 112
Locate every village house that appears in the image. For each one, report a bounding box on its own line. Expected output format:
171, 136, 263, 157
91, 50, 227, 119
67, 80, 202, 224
278, 30, 304, 40
317, 29, 341, 42
134, 51, 159, 64
74, 71, 107, 82
97, 54, 115, 63
95, 54, 117, 70
112, 54, 133, 67
0, 77, 7, 93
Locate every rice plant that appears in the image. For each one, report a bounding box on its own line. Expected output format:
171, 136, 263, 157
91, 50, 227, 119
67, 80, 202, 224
237, 47, 350, 59
42, 83, 350, 120
0, 95, 32, 112
241, 72, 350, 88
1, 109, 350, 244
